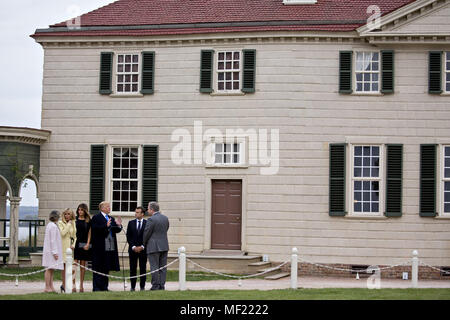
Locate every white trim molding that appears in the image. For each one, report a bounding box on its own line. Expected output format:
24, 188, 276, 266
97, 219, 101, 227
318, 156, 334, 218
358, 0, 450, 43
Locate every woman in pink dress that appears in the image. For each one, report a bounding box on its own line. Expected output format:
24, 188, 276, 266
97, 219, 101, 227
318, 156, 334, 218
42, 210, 64, 293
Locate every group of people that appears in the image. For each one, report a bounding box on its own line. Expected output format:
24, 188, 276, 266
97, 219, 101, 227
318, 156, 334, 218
42, 201, 169, 293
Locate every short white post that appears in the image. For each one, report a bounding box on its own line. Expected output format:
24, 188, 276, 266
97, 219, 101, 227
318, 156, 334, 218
75, 264, 80, 291
291, 247, 298, 289
412, 250, 418, 288
178, 246, 186, 291
65, 248, 73, 294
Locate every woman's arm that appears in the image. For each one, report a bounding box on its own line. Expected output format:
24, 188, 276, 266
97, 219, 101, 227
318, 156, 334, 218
57, 220, 70, 236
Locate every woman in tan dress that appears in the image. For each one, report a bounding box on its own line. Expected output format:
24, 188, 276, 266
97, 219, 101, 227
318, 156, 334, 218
57, 208, 77, 292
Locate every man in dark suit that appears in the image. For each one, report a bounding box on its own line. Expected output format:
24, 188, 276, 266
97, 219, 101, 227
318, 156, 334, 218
143, 201, 169, 290
126, 206, 147, 291
91, 201, 122, 292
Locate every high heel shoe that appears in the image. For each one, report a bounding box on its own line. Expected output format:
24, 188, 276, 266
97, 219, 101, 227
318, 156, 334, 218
60, 285, 65, 293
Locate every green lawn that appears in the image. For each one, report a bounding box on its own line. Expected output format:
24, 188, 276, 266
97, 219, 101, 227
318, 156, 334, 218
0, 288, 449, 300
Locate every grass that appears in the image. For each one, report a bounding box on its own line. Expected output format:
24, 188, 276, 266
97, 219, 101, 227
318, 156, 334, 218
0, 288, 449, 300
0, 266, 248, 282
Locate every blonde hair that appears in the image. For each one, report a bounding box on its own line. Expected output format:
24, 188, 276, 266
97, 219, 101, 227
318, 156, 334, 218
62, 208, 76, 222
99, 201, 110, 211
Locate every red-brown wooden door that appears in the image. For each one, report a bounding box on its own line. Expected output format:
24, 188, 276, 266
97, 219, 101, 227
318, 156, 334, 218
211, 180, 242, 250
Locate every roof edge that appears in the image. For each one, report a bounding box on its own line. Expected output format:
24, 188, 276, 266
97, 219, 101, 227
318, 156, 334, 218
32, 19, 367, 37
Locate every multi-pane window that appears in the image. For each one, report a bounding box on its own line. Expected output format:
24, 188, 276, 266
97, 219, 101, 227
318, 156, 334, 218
217, 51, 240, 91
112, 147, 139, 212
355, 52, 380, 93
445, 52, 450, 92
444, 146, 450, 213
215, 143, 241, 164
117, 54, 139, 93
353, 146, 381, 213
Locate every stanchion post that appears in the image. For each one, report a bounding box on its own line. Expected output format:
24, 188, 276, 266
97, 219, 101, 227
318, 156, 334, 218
65, 248, 73, 294
291, 247, 298, 289
179, 246, 186, 291
75, 264, 80, 291
411, 250, 418, 288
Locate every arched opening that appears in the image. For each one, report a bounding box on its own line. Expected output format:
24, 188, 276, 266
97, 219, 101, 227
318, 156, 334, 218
17, 179, 39, 251
0, 176, 11, 264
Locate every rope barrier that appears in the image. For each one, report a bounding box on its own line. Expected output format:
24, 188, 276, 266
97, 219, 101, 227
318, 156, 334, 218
2, 253, 450, 287
419, 260, 450, 275
72, 258, 179, 280
0, 261, 63, 277
186, 258, 289, 280
297, 256, 413, 273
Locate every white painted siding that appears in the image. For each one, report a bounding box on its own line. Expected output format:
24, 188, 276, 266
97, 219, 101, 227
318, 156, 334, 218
390, 2, 450, 34
38, 39, 450, 266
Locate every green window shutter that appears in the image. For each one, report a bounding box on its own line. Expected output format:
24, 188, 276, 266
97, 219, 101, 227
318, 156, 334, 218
89, 145, 106, 214
200, 50, 214, 93
142, 145, 159, 207
329, 143, 347, 216
381, 50, 394, 94
141, 51, 155, 95
99, 52, 113, 95
339, 51, 353, 94
429, 51, 442, 94
385, 144, 403, 217
420, 144, 437, 217
242, 49, 256, 93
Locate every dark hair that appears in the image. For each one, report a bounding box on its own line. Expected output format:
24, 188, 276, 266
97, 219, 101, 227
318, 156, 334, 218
76, 203, 91, 223
49, 210, 60, 222
135, 206, 145, 215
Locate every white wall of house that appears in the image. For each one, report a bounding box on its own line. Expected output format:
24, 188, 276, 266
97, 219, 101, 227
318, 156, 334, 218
36, 33, 450, 266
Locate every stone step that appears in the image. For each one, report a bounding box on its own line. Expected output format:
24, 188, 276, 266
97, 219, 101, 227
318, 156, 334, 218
18, 258, 32, 266
257, 266, 284, 277
248, 261, 271, 267
264, 272, 290, 280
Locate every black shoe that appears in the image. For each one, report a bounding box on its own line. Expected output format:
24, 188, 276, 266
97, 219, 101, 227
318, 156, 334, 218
140, 287, 145, 291
130, 288, 135, 292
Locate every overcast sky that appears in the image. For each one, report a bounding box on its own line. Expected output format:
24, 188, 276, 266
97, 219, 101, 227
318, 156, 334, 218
0, 0, 116, 130
1, 1, 116, 205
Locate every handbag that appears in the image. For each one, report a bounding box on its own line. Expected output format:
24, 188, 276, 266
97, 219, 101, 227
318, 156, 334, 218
78, 242, 92, 249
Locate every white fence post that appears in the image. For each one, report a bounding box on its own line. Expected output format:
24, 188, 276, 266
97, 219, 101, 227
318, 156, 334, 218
65, 248, 73, 294
75, 264, 80, 292
291, 247, 298, 289
411, 250, 418, 288
179, 246, 186, 291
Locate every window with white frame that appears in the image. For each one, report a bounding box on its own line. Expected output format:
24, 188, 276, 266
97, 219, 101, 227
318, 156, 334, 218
111, 147, 139, 212
445, 52, 450, 93
116, 54, 139, 93
355, 52, 380, 93
352, 145, 381, 214
214, 143, 242, 165
217, 51, 241, 91
443, 146, 450, 214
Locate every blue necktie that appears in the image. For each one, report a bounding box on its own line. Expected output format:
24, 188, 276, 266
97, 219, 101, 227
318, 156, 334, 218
106, 215, 112, 237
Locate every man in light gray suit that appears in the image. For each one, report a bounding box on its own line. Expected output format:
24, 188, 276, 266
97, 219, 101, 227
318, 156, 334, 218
143, 201, 170, 290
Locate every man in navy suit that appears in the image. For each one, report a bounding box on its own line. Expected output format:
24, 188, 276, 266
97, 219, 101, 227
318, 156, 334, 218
91, 201, 122, 292
126, 206, 147, 291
